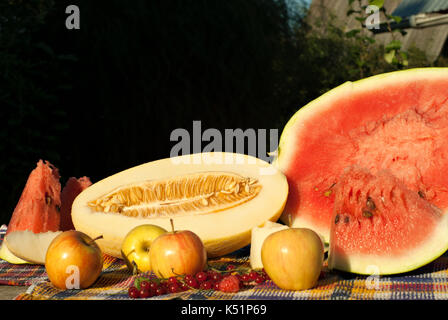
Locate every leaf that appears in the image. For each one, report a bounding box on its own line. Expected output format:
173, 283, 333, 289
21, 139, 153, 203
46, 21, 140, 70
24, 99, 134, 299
391, 15, 402, 23
385, 40, 402, 51
368, 0, 384, 8
346, 9, 361, 16
384, 50, 395, 64
345, 29, 361, 38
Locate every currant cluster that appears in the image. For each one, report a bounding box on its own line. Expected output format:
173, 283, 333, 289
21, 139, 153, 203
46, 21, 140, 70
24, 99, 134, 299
128, 265, 270, 298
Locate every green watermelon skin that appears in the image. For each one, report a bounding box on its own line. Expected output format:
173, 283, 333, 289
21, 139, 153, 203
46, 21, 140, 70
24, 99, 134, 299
60, 177, 92, 231
6, 160, 61, 235
274, 68, 448, 243
328, 166, 448, 275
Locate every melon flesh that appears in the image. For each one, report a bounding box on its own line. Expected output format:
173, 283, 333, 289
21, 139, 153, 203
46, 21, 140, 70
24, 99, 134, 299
5, 230, 62, 265
328, 166, 448, 275
274, 68, 448, 243
72, 152, 289, 258
60, 177, 92, 231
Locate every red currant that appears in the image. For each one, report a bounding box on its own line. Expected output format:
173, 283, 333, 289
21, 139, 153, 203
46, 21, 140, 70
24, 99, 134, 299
195, 271, 208, 283
241, 274, 251, 282
168, 276, 179, 285
168, 283, 181, 293
199, 280, 213, 290
128, 286, 140, 299
210, 272, 222, 282
226, 264, 236, 271
139, 288, 152, 298
249, 271, 259, 281
155, 286, 166, 296
187, 278, 199, 289
149, 281, 159, 290
255, 275, 265, 284
140, 281, 150, 290
184, 274, 194, 282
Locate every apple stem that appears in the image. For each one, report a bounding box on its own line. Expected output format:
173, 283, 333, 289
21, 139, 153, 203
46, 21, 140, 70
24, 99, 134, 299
287, 214, 292, 227
89, 235, 103, 245
170, 218, 176, 233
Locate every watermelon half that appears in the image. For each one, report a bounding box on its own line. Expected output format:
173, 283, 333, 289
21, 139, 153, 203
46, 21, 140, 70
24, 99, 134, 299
275, 68, 448, 242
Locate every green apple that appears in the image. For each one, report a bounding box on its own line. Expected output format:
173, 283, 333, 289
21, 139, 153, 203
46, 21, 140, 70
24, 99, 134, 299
121, 224, 167, 273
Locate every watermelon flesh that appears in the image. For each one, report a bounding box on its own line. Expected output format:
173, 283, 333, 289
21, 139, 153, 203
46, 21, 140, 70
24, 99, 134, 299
6, 160, 61, 235
275, 68, 448, 243
328, 166, 448, 275
60, 176, 92, 231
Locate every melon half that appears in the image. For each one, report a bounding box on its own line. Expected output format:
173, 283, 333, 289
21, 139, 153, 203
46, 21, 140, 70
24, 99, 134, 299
72, 152, 288, 258
274, 68, 448, 274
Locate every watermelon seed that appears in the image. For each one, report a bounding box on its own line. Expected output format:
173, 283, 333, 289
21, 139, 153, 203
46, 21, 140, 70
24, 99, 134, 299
366, 197, 376, 210
362, 209, 373, 218
418, 190, 425, 199
45, 193, 52, 206
334, 214, 340, 224
344, 216, 350, 224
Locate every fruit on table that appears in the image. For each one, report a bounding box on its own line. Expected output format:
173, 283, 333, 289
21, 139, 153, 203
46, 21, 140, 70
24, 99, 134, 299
249, 221, 289, 270
7, 160, 61, 235
261, 228, 324, 291
45, 230, 103, 289
328, 166, 448, 275
121, 224, 168, 273
60, 176, 92, 231
273, 68, 448, 243
71, 152, 288, 258
149, 219, 207, 278
4, 230, 62, 264
0, 160, 61, 263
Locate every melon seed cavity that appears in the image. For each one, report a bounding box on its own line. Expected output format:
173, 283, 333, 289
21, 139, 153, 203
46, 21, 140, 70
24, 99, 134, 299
87, 172, 262, 218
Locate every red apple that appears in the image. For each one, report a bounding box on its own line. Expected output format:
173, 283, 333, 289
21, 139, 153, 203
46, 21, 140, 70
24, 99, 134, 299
45, 230, 103, 289
150, 219, 207, 278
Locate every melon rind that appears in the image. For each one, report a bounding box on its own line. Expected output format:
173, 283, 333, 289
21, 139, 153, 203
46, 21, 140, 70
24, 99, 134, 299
72, 152, 288, 258
273, 68, 448, 243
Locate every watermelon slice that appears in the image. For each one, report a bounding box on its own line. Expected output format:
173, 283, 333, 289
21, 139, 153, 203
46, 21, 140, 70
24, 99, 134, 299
60, 176, 92, 231
0, 160, 61, 264
6, 160, 61, 235
274, 68, 448, 243
328, 166, 448, 275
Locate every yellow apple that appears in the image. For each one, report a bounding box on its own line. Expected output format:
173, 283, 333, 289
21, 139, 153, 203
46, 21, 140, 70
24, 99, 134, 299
261, 228, 324, 291
121, 224, 167, 273
45, 230, 103, 289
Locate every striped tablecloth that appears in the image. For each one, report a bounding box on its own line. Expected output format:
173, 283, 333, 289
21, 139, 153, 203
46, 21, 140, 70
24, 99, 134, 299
1, 225, 448, 300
